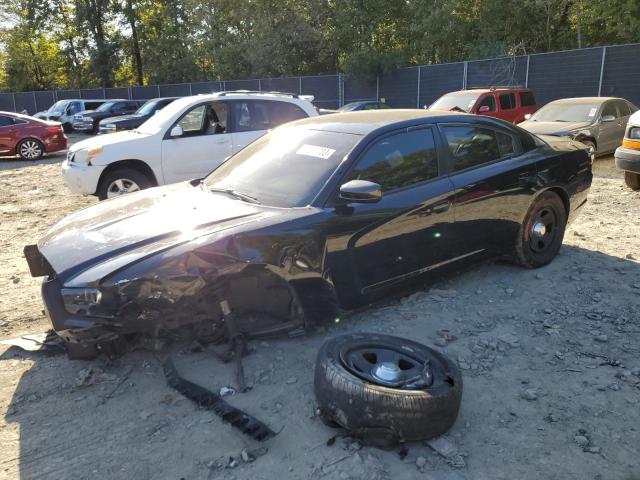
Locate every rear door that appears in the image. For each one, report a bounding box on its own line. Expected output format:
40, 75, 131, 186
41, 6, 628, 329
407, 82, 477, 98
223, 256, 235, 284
161, 101, 232, 183
497, 92, 518, 122
331, 126, 456, 294
440, 122, 538, 258
597, 101, 623, 153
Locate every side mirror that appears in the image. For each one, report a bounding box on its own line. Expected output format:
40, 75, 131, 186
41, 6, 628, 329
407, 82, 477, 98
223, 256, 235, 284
524, 113, 532, 120
169, 125, 183, 137
601, 115, 615, 123
478, 105, 490, 113
338, 180, 382, 203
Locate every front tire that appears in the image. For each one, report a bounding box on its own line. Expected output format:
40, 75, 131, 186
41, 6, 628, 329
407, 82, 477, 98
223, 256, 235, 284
17, 139, 44, 160
97, 168, 152, 200
624, 171, 640, 190
515, 191, 567, 268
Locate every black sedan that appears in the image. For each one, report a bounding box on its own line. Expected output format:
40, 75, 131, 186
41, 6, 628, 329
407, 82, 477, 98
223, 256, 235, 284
25, 111, 592, 350
98, 97, 178, 134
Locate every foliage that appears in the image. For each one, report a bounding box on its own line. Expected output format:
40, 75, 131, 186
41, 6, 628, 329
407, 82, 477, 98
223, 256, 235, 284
0, 0, 637, 91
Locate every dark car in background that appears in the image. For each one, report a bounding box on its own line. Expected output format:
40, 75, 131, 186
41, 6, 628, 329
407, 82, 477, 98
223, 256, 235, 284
25, 110, 592, 349
429, 87, 538, 123
338, 101, 393, 112
98, 97, 178, 134
0, 111, 67, 160
520, 97, 637, 160
72, 100, 143, 134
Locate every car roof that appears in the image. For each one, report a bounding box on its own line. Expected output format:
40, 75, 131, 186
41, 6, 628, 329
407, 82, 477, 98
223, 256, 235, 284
547, 97, 624, 104
445, 88, 529, 95
289, 109, 488, 135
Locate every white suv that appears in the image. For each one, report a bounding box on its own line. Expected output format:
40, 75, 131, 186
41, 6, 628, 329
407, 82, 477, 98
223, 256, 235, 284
62, 91, 318, 199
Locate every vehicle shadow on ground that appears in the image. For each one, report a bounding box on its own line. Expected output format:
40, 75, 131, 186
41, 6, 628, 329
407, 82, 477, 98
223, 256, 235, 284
0, 154, 66, 172
1, 244, 639, 479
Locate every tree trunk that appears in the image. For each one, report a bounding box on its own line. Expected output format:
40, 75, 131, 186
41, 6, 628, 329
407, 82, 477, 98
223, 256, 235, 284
126, 0, 144, 85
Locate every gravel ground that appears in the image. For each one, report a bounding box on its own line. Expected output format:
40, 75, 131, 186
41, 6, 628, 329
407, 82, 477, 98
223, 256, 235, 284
0, 143, 639, 480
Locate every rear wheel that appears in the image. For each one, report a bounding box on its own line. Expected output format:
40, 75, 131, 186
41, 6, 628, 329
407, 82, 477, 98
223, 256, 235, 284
97, 168, 152, 200
515, 191, 567, 268
17, 139, 44, 160
624, 171, 640, 190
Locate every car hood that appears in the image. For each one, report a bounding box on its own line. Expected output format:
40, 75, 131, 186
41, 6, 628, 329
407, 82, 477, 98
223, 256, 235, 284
100, 114, 145, 125
520, 121, 591, 135
70, 130, 151, 152
38, 182, 275, 280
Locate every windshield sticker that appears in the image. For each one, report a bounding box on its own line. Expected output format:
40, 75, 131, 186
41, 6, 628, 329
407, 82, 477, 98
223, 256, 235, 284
588, 108, 597, 117
296, 144, 336, 159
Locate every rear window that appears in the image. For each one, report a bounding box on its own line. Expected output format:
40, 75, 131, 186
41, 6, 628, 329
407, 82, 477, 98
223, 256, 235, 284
520, 91, 536, 107
0, 116, 13, 127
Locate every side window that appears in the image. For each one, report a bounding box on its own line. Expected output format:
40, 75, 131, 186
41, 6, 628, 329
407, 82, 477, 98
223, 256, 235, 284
499, 93, 516, 110
124, 102, 138, 112
0, 116, 14, 127
601, 102, 617, 118
269, 101, 308, 127
232, 101, 271, 132
520, 91, 536, 107
67, 102, 81, 114
178, 105, 207, 134
346, 128, 439, 191
614, 100, 630, 117
442, 125, 516, 172
85, 102, 102, 110
364, 103, 379, 110
477, 95, 496, 112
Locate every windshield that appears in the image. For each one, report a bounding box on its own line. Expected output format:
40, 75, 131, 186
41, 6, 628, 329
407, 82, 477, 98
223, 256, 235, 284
96, 102, 117, 112
430, 92, 480, 112
137, 97, 192, 134
204, 126, 361, 207
530, 102, 599, 122
47, 100, 68, 113
136, 100, 161, 116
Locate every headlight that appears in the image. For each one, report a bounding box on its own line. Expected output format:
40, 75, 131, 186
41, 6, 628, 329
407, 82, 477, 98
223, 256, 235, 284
628, 127, 640, 140
61, 288, 102, 315
72, 146, 102, 165
83, 116, 92, 121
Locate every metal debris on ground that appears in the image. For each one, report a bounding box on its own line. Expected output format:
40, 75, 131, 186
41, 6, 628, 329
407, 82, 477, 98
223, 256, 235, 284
0, 330, 66, 354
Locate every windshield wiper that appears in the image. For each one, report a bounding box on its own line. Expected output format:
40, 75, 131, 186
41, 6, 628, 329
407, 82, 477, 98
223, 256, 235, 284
208, 187, 261, 204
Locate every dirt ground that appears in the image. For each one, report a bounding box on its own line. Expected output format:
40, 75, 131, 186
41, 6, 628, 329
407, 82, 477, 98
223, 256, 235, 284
0, 139, 639, 480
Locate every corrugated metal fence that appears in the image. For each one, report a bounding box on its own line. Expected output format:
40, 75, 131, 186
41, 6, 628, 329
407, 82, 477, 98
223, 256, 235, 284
1, 43, 639, 115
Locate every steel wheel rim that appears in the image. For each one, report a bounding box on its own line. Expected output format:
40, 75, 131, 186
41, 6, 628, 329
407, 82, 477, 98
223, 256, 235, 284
529, 206, 558, 253
106, 178, 141, 198
20, 141, 41, 159
340, 343, 433, 389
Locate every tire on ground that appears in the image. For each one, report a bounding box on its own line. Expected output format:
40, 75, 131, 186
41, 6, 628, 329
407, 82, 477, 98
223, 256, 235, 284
16, 138, 44, 160
314, 333, 463, 445
515, 191, 567, 268
624, 171, 640, 190
96, 167, 152, 200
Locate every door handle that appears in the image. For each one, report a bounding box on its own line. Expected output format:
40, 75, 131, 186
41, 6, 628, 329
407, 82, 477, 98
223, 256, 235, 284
214, 140, 227, 145
422, 200, 451, 215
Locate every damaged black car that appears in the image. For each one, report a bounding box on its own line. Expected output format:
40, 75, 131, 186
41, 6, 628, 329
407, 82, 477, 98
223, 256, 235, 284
25, 110, 592, 351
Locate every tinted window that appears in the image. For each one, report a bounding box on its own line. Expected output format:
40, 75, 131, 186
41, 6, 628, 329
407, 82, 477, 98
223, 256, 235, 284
520, 91, 536, 107
0, 116, 13, 127
443, 125, 516, 171
346, 129, 438, 191
269, 101, 308, 126
478, 95, 496, 112
499, 93, 516, 110
601, 102, 617, 118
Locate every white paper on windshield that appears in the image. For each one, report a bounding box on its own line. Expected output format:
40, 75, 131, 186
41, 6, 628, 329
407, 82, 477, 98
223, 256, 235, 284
588, 108, 597, 117
296, 144, 336, 159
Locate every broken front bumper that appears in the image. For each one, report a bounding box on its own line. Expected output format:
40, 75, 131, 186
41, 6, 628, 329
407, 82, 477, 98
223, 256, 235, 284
41, 276, 119, 344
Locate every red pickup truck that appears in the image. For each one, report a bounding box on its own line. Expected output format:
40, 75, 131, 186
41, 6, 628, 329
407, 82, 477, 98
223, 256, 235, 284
429, 87, 538, 124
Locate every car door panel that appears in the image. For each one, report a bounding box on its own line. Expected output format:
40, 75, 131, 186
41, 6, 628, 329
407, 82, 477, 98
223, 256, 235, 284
161, 102, 232, 184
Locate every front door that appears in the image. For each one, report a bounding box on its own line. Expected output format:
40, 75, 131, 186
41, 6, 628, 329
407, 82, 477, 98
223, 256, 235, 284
439, 123, 539, 257
596, 101, 623, 153
326, 126, 456, 298
161, 101, 232, 184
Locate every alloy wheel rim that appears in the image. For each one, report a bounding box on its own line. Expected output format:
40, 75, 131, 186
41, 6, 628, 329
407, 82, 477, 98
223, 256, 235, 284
340, 344, 434, 389
20, 141, 41, 159
528, 206, 558, 253
106, 178, 141, 198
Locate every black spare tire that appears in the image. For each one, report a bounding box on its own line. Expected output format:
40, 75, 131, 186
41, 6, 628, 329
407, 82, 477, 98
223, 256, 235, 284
314, 333, 462, 445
